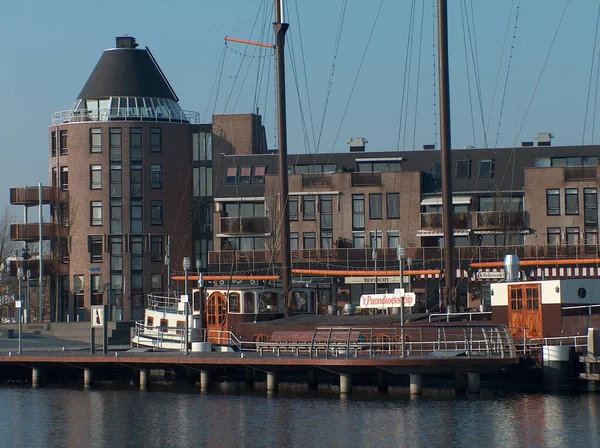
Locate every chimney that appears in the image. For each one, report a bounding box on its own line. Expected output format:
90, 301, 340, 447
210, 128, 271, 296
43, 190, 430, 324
115, 36, 138, 49
534, 133, 553, 146
348, 137, 367, 152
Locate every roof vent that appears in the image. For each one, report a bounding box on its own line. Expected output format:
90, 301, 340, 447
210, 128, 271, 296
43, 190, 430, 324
348, 137, 367, 152
521, 141, 534, 147
534, 133, 553, 146
116, 36, 138, 49
423, 144, 435, 150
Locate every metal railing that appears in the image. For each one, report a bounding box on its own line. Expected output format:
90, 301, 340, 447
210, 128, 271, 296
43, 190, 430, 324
134, 322, 206, 350
562, 304, 600, 316
52, 108, 201, 125
147, 293, 180, 310
252, 325, 517, 360
428, 312, 492, 322
528, 335, 589, 353
208, 330, 243, 351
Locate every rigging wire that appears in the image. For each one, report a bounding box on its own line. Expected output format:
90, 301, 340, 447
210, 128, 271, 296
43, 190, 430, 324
460, 0, 478, 148
431, 0, 438, 148
396, 0, 417, 150
583, 3, 600, 145
410, 0, 426, 150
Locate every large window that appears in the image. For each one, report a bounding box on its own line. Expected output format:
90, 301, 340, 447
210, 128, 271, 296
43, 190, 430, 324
565, 188, 579, 215
289, 196, 298, 220
110, 201, 122, 234
130, 128, 142, 162
91, 274, 102, 305
387, 193, 400, 219
88, 236, 103, 263
90, 165, 102, 190
369, 194, 383, 220
60, 167, 69, 191
238, 166, 251, 184
131, 235, 144, 271
546, 189, 560, 215
370, 230, 383, 249
131, 165, 142, 198
353, 231, 365, 248
109, 128, 122, 162
193, 131, 213, 161
252, 166, 266, 184
131, 201, 143, 233
193, 167, 213, 197
150, 236, 163, 262
352, 194, 365, 230
225, 167, 238, 184
547, 227, 561, 245
290, 232, 299, 250
90, 128, 102, 153
150, 128, 162, 152
90, 201, 102, 226
150, 164, 162, 189
60, 130, 68, 155
111, 237, 123, 271
259, 292, 278, 313
479, 159, 494, 178
320, 195, 333, 229
303, 232, 316, 249
584, 188, 598, 226
151, 201, 163, 225
455, 160, 471, 178
387, 231, 400, 249
110, 165, 122, 198
566, 227, 580, 245
303, 196, 316, 220
321, 231, 333, 249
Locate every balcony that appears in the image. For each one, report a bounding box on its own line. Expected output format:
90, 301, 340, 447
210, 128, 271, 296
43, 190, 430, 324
420, 212, 471, 229
10, 186, 67, 206
302, 174, 333, 188
220, 217, 268, 235
564, 166, 597, 181
52, 108, 200, 125
10, 223, 59, 241
351, 172, 382, 186
475, 211, 527, 229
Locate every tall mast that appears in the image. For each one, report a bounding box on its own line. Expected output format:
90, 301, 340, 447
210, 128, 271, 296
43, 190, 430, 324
437, 0, 455, 312
274, 0, 293, 316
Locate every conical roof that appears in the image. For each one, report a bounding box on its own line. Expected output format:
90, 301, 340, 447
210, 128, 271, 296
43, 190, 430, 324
77, 37, 178, 101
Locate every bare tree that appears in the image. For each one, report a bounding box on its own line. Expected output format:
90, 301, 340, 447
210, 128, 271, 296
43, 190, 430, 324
263, 183, 283, 269
0, 207, 20, 322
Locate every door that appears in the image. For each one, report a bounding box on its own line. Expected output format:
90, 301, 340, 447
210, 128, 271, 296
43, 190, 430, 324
507, 284, 542, 339
206, 292, 228, 344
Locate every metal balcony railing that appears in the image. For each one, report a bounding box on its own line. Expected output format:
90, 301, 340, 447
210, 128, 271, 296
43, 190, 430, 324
302, 173, 333, 188
475, 211, 527, 228
564, 166, 597, 181
351, 172, 382, 186
52, 108, 201, 125
10, 223, 59, 241
10, 186, 66, 205
220, 217, 268, 235
420, 212, 471, 229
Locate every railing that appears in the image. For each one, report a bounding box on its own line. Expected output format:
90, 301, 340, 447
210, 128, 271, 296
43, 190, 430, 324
52, 108, 201, 125
528, 335, 589, 353
564, 166, 597, 181
134, 322, 207, 349
208, 330, 243, 350
147, 293, 180, 310
302, 173, 333, 188
428, 312, 492, 322
351, 172, 382, 186
475, 211, 527, 228
562, 304, 600, 316
10, 186, 66, 205
220, 217, 268, 234
252, 325, 517, 360
10, 223, 59, 241
420, 212, 471, 229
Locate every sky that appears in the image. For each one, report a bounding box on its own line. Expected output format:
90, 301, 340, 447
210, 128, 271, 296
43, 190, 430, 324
0, 0, 598, 212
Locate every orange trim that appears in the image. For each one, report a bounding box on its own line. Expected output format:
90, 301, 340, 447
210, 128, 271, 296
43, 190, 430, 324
292, 269, 440, 276
171, 275, 279, 281
225, 37, 274, 49
471, 258, 600, 269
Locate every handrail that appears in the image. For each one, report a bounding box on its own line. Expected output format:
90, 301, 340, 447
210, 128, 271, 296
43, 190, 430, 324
208, 330, 242, 351
134, 322, 206, 350
429, 311, 492, 322
52, 108, 201, 125
528, 335, 588, 352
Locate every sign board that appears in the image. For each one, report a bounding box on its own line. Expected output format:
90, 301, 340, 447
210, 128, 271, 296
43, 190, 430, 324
394, 288, 405, 296
90, 267, 100, 272
180, 294, 189, 303
360, 293, 415, 309
91, 305, 104, 327
15, 300, 22, 309
476, 271, 505, 280
345, 276, 402, 284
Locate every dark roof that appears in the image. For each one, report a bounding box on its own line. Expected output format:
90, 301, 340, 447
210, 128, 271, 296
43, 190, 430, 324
77, 47, 177, 100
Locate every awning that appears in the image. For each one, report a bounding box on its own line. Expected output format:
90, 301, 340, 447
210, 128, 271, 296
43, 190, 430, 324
473, 229, 530, 235
421, 195, 472, 206
416, 229, 471, 237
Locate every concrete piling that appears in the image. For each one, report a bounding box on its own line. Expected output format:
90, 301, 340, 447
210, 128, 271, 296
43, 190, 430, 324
84, 368, 93, 389
467, 372, 481, 394
409, 374, 422, 395
340, 374, 352, 394
267, 372, 278, 392
139, 369, 149, 390
200, 370, 211, 392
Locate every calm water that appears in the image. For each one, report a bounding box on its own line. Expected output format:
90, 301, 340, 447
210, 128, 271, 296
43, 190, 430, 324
1, 385, 598, 448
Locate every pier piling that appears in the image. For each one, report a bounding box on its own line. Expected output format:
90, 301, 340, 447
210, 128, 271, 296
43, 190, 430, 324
455, 372, 468, 394
200, 370, 211, 392
340, 374, 352, 394
267, 372, 278, 392
139, 369, 149, 390
31, 368, 43, 388
377, 371, 388, 394
468, 373, 481, 394
308, 369, 319, 391
409, 374, 422, 395
84, 368, 93, 389
244, 368, 255, 389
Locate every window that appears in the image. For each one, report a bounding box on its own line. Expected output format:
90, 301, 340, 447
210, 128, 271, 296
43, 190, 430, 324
303, 196, 316, 220
387, 231, 400, 249
546, 189, 560, 215
259, 292, 278, 312
289, 196, 298, 220
110, 165, 122, 198
352, 194, 365, 229
151, 201, 163, 225
547, 227, 561, 245
60, 167, 69, 190
51, 131, 57, 157
455, 160, 471, 178
91, 274, 102, 305
150, 164, 162, 189
74, 274, 84, 309
303, 232, 316, 249
585, 228, 598, 245
131, 165, 142, 198
151, 273, 162, 292
150, 236, 163, 262
321, 231, 333, 249
244, 292, 255, 314
109, 128, 122, 162
566, 227, 580, 245
238, 166, 251, 184
252, 166, 266, 184
111, 237, 123, 271
130, 128, 142, 162
229, 293, 240, 312
60, 130, 68, 155
150, 128, 162, 152
90, 128, 102, 153
369, 194, 383, 220
370, 230, 383, 249
131, 201, 143, 233
110, 202, 122, 234
89, 236, 103, 263
585, 188, 598, 226
320, 195, 333, 229
353, 232, 365, 248
387, 193, 400, 219
193, 131, 212, 161
225, 167, 238, 184
131, 235, 144, 270
90, 201, 102, 226
479, 159, 494, 178
290, 232, 299, 250
90, 165, 102, 189
193, 166, 213, 197
565, 188, 579, 215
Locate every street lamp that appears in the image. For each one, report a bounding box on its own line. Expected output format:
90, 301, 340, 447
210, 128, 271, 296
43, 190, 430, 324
183, 257, 191, 354
371, 247, 378, 295
17, 267, 24, 354
397, 244, 406, 325
196, 259, 204, 336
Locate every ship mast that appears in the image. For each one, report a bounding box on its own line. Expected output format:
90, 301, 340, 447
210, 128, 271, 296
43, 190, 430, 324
274, 0, 293, 317
437, 0, 456, 312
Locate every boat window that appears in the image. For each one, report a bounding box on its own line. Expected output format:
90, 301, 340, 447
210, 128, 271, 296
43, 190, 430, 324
229, 293, 240, 312
244, 292, 255, 314
259, 292, 278, 313
160, 319, 168, 332
291, 291, 308, 312
176, 321, 185, 335
147, 316, 154, 327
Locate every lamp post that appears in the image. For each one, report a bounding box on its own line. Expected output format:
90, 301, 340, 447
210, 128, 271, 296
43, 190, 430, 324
397, 244, 406, 325
196, 259, 204, 337
17, 266, 24, 354
183, 257, 191, 354
26, 270, 31, 323
371, 247, 378, 296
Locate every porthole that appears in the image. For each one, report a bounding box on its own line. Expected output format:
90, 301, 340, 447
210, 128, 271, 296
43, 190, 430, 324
578, 287, 587, 299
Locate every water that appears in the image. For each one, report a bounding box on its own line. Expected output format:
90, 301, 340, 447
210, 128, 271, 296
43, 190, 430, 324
1, 385, 598, 447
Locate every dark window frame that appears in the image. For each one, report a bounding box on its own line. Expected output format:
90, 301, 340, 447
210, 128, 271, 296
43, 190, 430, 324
150, 164, 162, 189
546, 189, 561, 216
386, 193, 400, 219
565, 188, 579, 216
479, 159, 494, 178
150, 128, 162, 152
90, 128, 102, 153
151, 200, 163, 225
369, 193, 383, 220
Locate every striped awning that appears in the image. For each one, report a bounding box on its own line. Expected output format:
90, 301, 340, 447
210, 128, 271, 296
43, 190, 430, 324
416, 269, 470, 280
473, 229, 530, 235
421, 196, 472, 206
416, 229, 471, 237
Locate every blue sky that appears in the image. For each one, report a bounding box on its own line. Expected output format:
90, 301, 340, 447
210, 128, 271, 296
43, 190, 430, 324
0, 0, 596, 211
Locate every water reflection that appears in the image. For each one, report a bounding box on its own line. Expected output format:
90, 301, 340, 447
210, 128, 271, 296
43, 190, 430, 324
0, 387, 600, 447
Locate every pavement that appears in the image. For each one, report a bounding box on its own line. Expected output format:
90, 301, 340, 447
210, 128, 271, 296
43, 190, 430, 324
0, 333, 126, 353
